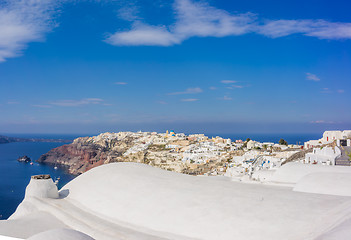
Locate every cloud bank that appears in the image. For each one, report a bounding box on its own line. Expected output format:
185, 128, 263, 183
1, 0, 351, 62
106, 0, 351, 46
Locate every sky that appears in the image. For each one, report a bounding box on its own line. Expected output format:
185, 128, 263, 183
0, 0, 350, 135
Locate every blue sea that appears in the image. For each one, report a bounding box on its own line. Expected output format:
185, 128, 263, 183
0, 132, 320, 220
207, 133, 322, 145
0, 135, 79, 220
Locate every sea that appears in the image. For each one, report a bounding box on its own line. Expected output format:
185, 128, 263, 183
0, 134, 80, 220
207, 133, 322, 145
0, 132, 321, 220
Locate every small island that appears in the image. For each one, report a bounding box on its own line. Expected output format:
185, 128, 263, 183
17, 155, 31, 163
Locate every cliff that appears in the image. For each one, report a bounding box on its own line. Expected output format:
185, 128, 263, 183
37, 131, 303, 176
37, 132, 190, 175
37, 137, 123, 175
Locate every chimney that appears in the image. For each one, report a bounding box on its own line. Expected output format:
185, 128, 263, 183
25, 175, 59, 199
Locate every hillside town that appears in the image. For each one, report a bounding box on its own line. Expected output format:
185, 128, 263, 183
39, 130, 351, 177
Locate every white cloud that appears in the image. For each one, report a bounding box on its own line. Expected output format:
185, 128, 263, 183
168, 87, 203, 95
50, 98, 104, 107
32, 104, 52, 108
114, 82, 128, 85
181, 98, 198, 102
231, 85, 244, 88
258, 20, 313, 38
320, 87, 332, 93
7, 101, 20, 104
0, 0, 60, 62
219, 96, 232, 100
2, 0, 351, 62
107, 0, 256, 46
221, 80, 237, 84
306, 73, 320, 81
249, 18, 351, 40
117, 4, 140, 22
303, 21, 351, 39
310, 120, 325, 124
172, 0, 255, 39
105, 22, 180, 46
310, 120, 335, 124
259, 19, 351, 39
106, 0, 351, 47
209, 86, 217, 90
337, 89, 345, 93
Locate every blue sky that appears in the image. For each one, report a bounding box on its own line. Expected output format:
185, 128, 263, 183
0, 0, 350, 134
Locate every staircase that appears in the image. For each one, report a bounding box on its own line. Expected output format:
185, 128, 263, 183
335, 146, 351, 166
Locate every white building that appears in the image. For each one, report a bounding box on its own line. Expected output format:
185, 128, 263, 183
304, 140, 322, 149
165, 144, 180, 150
153, 137, 167, 145
182, 141, 223, 164
305, 146, 341, 165
322, 130, 351, 142
247, 140, 259, 150
123, 142, 151, 156
262, 142, 275, 147
304, 130, 351, 149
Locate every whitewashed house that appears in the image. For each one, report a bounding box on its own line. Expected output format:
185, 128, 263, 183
305, 130, 351, 149
153, 137, 167, 145
165, 144, 180, 150
247, 140, 258, 150
322, 130, 351, 143
305, 146, 341, 165
304, 140, 323, 149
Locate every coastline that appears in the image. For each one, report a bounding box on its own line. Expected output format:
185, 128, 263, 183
35, 131, 311, 176
0, 135, 73, 145
1, 131, 350, 239
0, 141, 76, 220
0, 131, 343, 219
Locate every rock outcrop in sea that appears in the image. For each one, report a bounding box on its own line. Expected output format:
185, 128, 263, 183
17, 155, 31, 163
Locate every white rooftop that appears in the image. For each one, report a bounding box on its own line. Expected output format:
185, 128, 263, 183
0, 162, 351, 239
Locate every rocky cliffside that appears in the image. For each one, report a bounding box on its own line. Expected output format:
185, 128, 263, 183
38, 136, 124, 175
37, 133, 190, 175
37, 131, 306, 177
38, 143, 106, 175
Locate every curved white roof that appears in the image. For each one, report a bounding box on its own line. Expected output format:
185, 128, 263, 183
1, 162, 351, 240
61, 162, 351, 240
